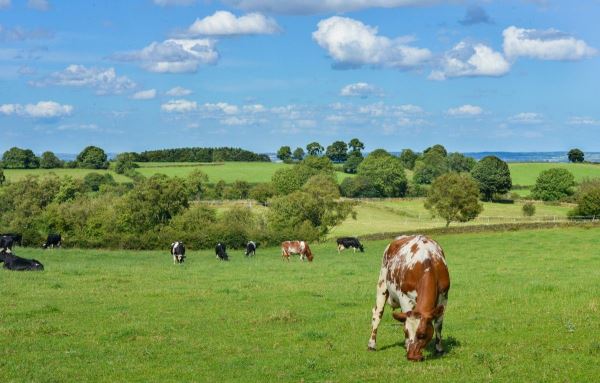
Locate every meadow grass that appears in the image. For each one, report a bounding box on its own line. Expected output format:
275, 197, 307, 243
509, 162, 600, 187
1, 227, 599, 382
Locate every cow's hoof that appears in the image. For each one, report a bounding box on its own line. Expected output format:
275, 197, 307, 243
367, 347, 376, 352
435, 349, 445, 356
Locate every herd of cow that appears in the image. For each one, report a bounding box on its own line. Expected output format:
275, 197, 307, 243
2, 232, 449, 361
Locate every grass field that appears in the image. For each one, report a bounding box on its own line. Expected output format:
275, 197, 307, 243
1, 228, 599, 382
2, 168, 131, 183
509, 163, 600, 197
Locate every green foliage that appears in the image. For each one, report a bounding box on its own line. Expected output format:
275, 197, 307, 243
2, 147, 40, 169
423, 144, 447, 157
339, 176, 379, 198
83, 173, 116, 192
348, 138, 365, 153
185, 169, 209, 200
343, 151, 363, 174
568, 148, 584, 163
40, 151, 63, 169
399, 149, 418, 170
136, 147, 270, 162
224, 180, 251, 200
522, 202, 536, 217
569, 186, 600, 218
357, 151, 407, 197
306, 142, 324, 156
77, 146, 109, 169
325, 141, 348, 163
413, 151, 449, 184
113, 152, 139, 174
424, 172, 483, 227
0, 168, 5, 186
447, 152, 476, 173
249, 183, 276, 205
271, 156, 334, 195
213, 180, 227, 199
530, 168, 575, 201
277, 146, 292, 162
471, 156, 512, 201
292, 147, 305, 162
54, 176, 83, 203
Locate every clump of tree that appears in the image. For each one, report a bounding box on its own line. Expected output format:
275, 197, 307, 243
77, 146, 109, 169
292, 147, 305, 162
40, 151, 63, 169
271, 156, 335, 195
530, 168, 575, 201
1, 147, 40, 169
113, 152, 139, 174
136, 147, 270, 162
306, 142, 324, 156
447, 152, 476, 173
470, 156, 512, 201
413, 150, 449, 184
568, 178, 600, 219
399, 149, 418, 170
568, 148, 584, 163
357, 149, 407, 197
424, 172, 483, 227
277, 146, 292, 163
339, 176, 378, 198
326, 141, 349, 163
83, 173, 116, 192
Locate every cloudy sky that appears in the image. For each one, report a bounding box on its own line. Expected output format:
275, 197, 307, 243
0, 0, 599, 154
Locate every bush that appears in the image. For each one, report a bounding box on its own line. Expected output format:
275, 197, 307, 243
522, 202, 536, 217
83, 173, 116, 192
530, 168, 575, 201
113, 153, 139, 174
249, 183, 275, 205
569, 185, 600, 218
424, 172, 483, 227
471, 156, 512, 201
340, 176, 379, 198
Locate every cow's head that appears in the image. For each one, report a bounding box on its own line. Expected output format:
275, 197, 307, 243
359, 244, 365, 252
304, 245, 314, 262
393, 306, 444, 361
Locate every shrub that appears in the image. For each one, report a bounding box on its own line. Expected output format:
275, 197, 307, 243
339, 176, 379, 198
250, 183, 275, 205
424, 172, 483, 227
530, 168, 575, 201
522, 202, 536, 217
83, 173, 116, 192
569, 185, 600, 218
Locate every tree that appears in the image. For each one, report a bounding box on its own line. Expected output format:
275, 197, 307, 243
530, 168, 575, 201
306, 142, 324, 156
343, 151, 363, 174
339, 176, 379, 198
568, 148, 584, 163
113, 152, 139, 174
277, 146, 292, 162
292, 147, 305, 162
399, 149, 418, 170
348, 138, 365, 153
2, 147, 39, 169
271, 156, 335, 195
413, 151, 449, 184
326, 141, 348, 163
447, 152, 476, 173
423, 144, 447, 157
470, 156, 512, 201
357, 151, 407, 197
249, 183, 275, 205
424, 172, 483, 227
77, 146, 108, 169
186, 169, 209, 200
83, 173, 116, 192
40, 151, 63, 169
569, 187, 600, 218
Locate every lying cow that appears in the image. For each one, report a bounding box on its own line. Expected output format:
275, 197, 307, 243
215, 242, 229, 261
245, 241, 259, 257
368, 235, 450, 361
1, 250, 44, 271
170, 241, 186, 264
42, 233, 61, 249
281, 241, 313, 262
336, 237, 364, 253
1, 235, 14, 251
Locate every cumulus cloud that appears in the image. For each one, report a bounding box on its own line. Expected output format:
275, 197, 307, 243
131, 89, 157, 100
113, 39, 218, 73
313, 16, 431, 70
429, 41, 510, 80
153, 0, 195, 6
166, 86, 192, 96
567, 116, 600, 126
503, 26, 597, 61
56, 123, 100, 132
27, 0, 49, 11
186, 10, 280, 37
0, 101, 73, 119
201, 102, 239, 115
0, 24, 54, 41
459, 5, 492, 26
446, 104, 483, 116
508, 112, 544, 124
31, 65, 136, 95
225, 0, 444, 15
161, 99, 197, 113
340, 82, 383, 98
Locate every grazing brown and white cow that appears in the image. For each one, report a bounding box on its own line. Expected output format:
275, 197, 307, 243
281, 241, 313, 262
368, 235, 450, 361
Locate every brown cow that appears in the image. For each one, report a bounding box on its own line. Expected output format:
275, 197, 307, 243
281, 241, 313, 262
367, 235, 450, 361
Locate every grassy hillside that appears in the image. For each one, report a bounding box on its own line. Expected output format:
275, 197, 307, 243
2, 228, 598, 382
509, 162, 600, 187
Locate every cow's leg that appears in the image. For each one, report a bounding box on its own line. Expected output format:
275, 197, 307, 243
173, 255, 176, 264
434, 296, 447, 354
368, 271, 388, 351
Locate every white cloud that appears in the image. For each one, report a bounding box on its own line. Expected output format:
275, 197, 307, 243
312, 16, 431, 69
201, 102, 239, 115
131, 89, 157, 100
0, 24, 54, 41
340, 82, 383, 98
225, 0, 445, 15
27, 0, 49, 11
186, 10, 280, 36
166, 86, 192, 96
508, 112, 544, 124
31, 65, 136, 95
153, 0, 195, 6
0, 101, 73, 119
447, 104, 483, 116
161, 99, 197, 113
56, 123, 100, 132
567, 116, 600, 126
113, 39, 218, 73
0, 0, 10, 9
503, 26, 597, 61
242, 104, 266, 113
429, 41, 510, 80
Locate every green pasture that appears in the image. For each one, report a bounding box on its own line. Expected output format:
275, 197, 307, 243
509, 163, 600, 196
1, 228, 599, 382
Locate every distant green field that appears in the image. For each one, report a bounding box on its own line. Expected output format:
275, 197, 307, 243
509, 162, 600, 187
2, 168, 131, 183
2, 228, 598, 381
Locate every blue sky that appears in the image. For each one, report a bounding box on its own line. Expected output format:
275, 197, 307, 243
1, 0, 599, 154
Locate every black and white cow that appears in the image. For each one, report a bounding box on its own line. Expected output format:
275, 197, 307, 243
215, 242, 229, 261
245, 241, 259, 257
1, 250, 44, 271
170, 241, 186, 264
0, 233, 22, 247
1, 235, 14, 251
42, 234, 61, 249
336, 237, 364, 253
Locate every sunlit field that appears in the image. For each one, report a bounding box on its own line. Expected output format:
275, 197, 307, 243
2, 228, 599, 382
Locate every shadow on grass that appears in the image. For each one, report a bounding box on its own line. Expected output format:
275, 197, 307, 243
377, 336, 461, 357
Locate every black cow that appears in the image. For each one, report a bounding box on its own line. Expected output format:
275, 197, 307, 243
42, 234, 61, 249
170, 241, 186, 264
0, 233, 22, 247
245, 241, 259, 257
215, 243, 229, 261
336, 237, 364, 253
1, 250, 44, 271
1, 235, 14, 251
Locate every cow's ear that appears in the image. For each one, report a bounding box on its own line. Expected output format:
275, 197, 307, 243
392, 311, 411, 322
432, 305, 445, 319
